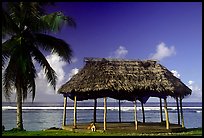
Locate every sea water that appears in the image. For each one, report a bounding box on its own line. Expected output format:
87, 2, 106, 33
2, 101, 202, 131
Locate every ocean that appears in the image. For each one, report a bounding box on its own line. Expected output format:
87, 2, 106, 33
2, 101, 202, 131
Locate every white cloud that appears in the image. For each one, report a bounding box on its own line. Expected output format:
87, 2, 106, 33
184, 80, 202, 102
32, 54, 79, 102
2, 39, 7, 43
35, 53, 67, 95
149, 42, 176, 61
71, 57, 78, 63
188, 80, 194, 85
113, 46, 128, 58
187, 80, 201, 92
171, 70, 181, 78
46, 54, 68, 89
67, 68, 79, 81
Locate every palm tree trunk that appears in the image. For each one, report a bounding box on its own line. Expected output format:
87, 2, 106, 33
16, 87, 23, 130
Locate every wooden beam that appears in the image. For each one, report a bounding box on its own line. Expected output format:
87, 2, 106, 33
134, 98, 138, 130
160, 98, 163, 122
164, 98, 169, 129
180, 96, 185, 128
73, 95, 77, 128
176, 97, 180, 125
93, 98, 97, 125
141, 102, 145, 123
63, 96, 67, 126
119, 99, 121, 123
104, 97, 107, 131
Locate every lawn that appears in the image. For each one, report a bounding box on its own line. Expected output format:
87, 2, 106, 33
2, 128, 202, 136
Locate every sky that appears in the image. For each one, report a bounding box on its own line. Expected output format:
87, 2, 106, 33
2, 2, 202, 103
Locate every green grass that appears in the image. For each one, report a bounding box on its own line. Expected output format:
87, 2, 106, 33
2, 128, 202, 136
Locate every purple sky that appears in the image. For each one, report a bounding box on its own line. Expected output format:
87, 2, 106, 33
3, 2, 202, 103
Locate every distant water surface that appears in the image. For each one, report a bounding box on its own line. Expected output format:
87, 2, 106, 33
2, 101, 202, 131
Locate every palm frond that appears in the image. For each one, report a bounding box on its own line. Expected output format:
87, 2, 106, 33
21, 49, 37, 102
3, 56, 17, 101
34, 33, 73, 62
40, 11, 76, 33
30, 45, 57, 90
2, 34, 22, 101
2, 36, 19, 68
2, 7, 20, 37
2, 2, 74, 103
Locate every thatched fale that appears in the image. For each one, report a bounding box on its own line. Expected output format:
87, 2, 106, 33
58, 57, 191, 102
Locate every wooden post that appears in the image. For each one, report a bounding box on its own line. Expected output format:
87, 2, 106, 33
93, 98, 97, 125
73, 95, 77, 128
180, 96, 185, 128
134, 98, 138, 130
160, 98, 163, 122
176, 97, 180, 125
164, 98, 169, 129
63, 96, 67, 126
104, 97, 107, 131
141, 102, 145, 123
119, 99, 121, 123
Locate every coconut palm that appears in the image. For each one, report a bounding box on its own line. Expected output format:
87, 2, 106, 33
2, 2, 76, 130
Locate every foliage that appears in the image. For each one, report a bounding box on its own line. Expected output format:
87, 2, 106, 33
2, 2, 75, 101
2, 2, 76, 130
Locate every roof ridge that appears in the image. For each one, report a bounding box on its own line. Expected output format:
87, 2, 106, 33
84, 57, 158, 62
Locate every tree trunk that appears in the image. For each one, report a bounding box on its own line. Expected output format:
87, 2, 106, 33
73, 95, 77, 128
119, 99, 121, 122
160, 98, 163, 122
104, 97, 107, 131
16, 87, 23, 130
134, 98, 138, 130
164, 98, 169, 129
63, 96, 67, 126
93, 98, 97, 125
141, 102, 145, 123
180, 97, 185, 128
176, 97, 180, 125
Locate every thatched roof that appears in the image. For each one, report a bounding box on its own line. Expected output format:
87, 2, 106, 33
58, 57, 192, 102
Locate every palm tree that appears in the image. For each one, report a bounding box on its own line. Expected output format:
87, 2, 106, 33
2, 2, 76, 130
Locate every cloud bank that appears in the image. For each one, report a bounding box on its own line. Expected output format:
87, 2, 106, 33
109, 46, 128, 58
185, 80, 202, 102
170, 70, 202, 102
149, 42, 176, 61
35, 53, 67, 95
66, 68, 79, 82
34, 54, 79, 102
171, 70, 181, 78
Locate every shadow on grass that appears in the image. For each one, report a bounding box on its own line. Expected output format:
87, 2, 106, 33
184, 127, 202, 132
